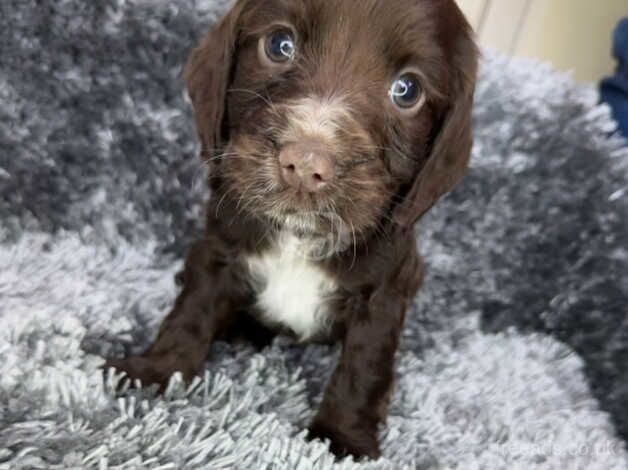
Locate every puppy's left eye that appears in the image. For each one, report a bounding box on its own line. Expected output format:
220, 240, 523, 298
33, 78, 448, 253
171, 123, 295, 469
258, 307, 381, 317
264, 28, 296, 63
389, 73, 425, 112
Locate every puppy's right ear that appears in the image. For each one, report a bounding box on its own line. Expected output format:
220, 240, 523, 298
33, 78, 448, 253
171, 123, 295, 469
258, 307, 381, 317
184, 2, 247, 157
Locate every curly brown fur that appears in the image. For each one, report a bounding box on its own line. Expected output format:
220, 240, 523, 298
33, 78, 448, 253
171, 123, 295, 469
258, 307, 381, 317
106, 0, 478, 460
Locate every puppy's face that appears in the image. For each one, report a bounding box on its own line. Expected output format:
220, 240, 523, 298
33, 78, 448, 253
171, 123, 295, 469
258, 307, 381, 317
187, 0, 477, 237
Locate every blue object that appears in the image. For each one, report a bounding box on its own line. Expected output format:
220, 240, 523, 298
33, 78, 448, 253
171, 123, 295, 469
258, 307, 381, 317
601, 18, 628, 138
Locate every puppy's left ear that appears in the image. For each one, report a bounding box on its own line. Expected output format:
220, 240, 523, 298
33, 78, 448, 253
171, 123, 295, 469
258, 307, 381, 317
394, 9, 478, 228
184, 1, 249, 157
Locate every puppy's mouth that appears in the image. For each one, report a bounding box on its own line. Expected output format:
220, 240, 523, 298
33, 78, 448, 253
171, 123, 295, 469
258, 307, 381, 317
223, 134, 377, 240
266, 208, 354, 257
222, 141, 338, 225
266, 202, 340, 235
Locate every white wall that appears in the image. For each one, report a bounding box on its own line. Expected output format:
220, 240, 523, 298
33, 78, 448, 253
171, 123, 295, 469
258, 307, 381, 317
457, 0, 627, 83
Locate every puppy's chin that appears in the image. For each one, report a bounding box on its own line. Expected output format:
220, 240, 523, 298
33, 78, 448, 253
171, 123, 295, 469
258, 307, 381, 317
266, 206, 348, 236
264, 209, 355, 260
266, 210, 328, 236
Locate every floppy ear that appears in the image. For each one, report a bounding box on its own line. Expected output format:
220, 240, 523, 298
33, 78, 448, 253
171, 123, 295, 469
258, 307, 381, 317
393, 19, 478, 228
184, 1, 248, 157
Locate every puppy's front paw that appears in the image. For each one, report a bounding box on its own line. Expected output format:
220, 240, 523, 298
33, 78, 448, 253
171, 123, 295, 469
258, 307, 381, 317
104, 354, 198, 392
307, 420, 381, 461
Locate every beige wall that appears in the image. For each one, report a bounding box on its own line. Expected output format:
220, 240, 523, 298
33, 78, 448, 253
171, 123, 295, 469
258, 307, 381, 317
457, 0, 627, 83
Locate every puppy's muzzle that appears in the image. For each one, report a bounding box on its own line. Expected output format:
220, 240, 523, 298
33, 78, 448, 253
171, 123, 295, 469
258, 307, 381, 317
279, 140, 336, 193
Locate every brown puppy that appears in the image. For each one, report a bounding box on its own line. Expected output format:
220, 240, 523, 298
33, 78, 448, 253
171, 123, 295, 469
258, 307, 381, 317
106, 0, 478, 460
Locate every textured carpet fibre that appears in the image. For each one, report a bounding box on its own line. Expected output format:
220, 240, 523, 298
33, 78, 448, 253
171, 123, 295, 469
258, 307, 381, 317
1, 1, 628, 469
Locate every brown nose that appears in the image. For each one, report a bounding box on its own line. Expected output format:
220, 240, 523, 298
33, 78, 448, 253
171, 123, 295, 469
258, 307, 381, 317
279, 142, 335, 192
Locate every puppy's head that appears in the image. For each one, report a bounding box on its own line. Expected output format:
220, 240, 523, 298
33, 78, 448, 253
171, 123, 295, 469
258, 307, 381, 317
186, 0, 478, 236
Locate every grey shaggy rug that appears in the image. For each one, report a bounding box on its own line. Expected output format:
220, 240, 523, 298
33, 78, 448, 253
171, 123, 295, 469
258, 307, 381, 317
1, 1, 628, 469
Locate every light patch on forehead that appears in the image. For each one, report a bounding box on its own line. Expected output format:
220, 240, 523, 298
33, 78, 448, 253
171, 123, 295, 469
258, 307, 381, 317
281, 96, 351, 143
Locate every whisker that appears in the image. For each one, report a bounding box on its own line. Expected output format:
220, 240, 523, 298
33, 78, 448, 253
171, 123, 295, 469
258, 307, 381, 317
214, 186, 238, 218
349, 220, 358, 270
203, 153, 257, 164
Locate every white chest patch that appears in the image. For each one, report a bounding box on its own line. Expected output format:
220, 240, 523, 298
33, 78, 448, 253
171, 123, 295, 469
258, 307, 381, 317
245, 232, 338, 341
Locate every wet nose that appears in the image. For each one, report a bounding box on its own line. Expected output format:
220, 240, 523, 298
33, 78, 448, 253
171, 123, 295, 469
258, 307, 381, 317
278, 142, 336, 192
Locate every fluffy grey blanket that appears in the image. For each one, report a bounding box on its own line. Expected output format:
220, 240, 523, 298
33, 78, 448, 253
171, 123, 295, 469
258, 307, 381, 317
1, 1, 627, 469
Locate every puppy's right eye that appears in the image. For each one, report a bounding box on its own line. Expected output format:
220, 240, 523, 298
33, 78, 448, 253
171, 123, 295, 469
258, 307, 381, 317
264, 28, 296, 63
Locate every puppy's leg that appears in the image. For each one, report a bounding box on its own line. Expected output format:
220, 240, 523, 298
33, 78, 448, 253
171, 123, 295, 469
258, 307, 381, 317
105, 239, 249, 391
308, 288, 405, 460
